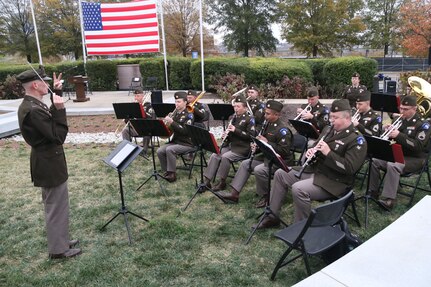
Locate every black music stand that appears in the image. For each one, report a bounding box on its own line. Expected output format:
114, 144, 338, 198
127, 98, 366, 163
113, 102, 144, 139
245, 137, 290, 245
130, 119, 172, 194
357, 135, 404, 227
208, 104, 235, 131
371, 92, 400, 134
152, 103, 176, 117
101, 140, 148, 244
289, 119, 320, 140
182, 124, 227, 211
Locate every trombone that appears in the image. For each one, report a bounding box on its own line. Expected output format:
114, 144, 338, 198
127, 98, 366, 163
187, 90, 206, 113
380, 116, 403, 140
294, 104, 312, 120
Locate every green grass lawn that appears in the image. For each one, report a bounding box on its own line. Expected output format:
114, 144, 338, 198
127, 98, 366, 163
0, 141, 427, 286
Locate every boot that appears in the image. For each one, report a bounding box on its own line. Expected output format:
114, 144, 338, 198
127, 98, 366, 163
165, 171, 177, 183
216, 188, 239, 204
212, 178, 226, 191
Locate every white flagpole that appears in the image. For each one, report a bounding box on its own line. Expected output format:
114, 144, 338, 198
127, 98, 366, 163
159, 0, 169, 91
199, 0, 204, 90
78, 0, 87, 65
29, 0, 43, 65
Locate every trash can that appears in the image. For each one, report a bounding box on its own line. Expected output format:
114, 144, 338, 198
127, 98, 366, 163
117, 64, 141, 90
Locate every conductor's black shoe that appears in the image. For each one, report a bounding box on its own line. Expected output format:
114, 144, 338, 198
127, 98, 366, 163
49, 248, 82, 259
252, 216, 280, 230
215, 191, 239, 204
378, 198, 396, 210
69, 239, 79, 248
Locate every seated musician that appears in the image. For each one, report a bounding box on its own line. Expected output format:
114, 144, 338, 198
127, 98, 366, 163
215, 100, 293, 205
186, 90, 209, 129
203, 95, 256, 191
246, 85, 266, 129
157, 92, 194, 182
343, 72, 367, 109
352, 90, 381, 136
368, 95, 431, 209
121, 88, 156, 154
257, 99, 367, 229
296, 86, 330, 137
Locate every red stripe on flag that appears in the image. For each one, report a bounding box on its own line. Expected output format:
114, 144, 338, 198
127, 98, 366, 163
102, 13, 157, 21
86, 40, 159, 48
87, 48, 160, 55
101, 4, 156, 13
85, 31, 158, 40
102, 22, 158, 30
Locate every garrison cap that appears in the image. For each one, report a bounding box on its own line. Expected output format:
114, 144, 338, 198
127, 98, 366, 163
356, 90, 370, 102
16, 68, 52, 83
174, 91, 187, 100
266, 100, 283, 112
234, 95, 247, 104
134, 88, 144, 94
187, 90, 197, 96
401, 95, 417, 106
247, 85, 258, 92
331, 99, 351, 112
307, 86, 319, 98
352, 72, 360, 78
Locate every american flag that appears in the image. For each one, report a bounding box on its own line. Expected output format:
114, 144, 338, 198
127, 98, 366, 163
81, 0, 159, 55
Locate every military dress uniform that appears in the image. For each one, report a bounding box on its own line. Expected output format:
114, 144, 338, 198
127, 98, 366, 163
122, 101, 156, 149
187, 90, 210, 129
300, 101, 330, 134
369, 109, 431, 205
204, 97, 256, 189
249, 98, 266, 128
344, 84, 367, 109
157, 95, 195, 181
17, 69, 73, 256
268, 100, 367, 224
355, 109, 381, 136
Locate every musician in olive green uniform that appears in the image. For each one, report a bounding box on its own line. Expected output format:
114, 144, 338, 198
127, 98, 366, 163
246, 85, 266, 129
343, 72, 367, 109
187, 90, 209, 129
17, 68, 81, 259
215, 100, 293, 205
369, 95, 431, 209
296, 86, 330, 136
352, 90, 381, 136
257, 99, 367, 229
203, 95, 256, 191
157, 92, 194, 182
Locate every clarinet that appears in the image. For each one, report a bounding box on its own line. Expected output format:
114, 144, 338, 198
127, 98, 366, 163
248, 120, 268, 171
294, 125, 334, 179
220, 114, 236, 148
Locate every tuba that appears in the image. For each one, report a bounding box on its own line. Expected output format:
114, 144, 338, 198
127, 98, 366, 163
408, 76, 431, 118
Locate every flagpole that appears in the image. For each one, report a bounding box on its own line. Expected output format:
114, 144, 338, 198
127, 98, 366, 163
78, 0, 87, 65
29, 0, 42, 65
199, 0, 204, 90
159, 0, 169, 91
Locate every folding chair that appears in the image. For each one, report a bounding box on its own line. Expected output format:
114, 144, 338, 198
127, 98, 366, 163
270, 191, 354, 280
143, 76, 158, 91
128, 77, 142, 96
291, 133, 307, 165
177, 148, 208, 179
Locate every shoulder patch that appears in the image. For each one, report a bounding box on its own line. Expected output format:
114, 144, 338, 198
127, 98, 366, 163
250, 118, 255, 125
376, 116, 382, 123
280, 128, 288, 136
323, 107, 329, 114
187, 113, 194, 119
421, 122, 430, 130
357, 136, 365, 145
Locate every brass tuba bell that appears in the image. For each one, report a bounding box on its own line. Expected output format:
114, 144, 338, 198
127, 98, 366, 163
408, 76, 431, 118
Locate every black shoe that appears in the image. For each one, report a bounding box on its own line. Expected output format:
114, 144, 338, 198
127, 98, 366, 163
215, 191, 239, 204
378, 198, 396, 210
251, 216, 280, 230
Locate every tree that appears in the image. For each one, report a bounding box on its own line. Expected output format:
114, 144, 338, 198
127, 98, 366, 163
0, 0, 36, 62
163, 0, 214, 57
398, 0, 431, 57
278, 0, 365, 58
207, 0, 278, 57
363, 0, 402, 56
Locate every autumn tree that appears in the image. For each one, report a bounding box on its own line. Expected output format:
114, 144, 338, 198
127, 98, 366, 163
363, 0, 402, 56
278, 0, 365, 58
0, 0, 36, 62
398, 0, 431, 57
163, 0, 214, 57
207, 0, 278, 57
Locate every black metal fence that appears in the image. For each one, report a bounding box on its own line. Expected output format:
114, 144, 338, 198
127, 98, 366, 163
375, 57, 430, 72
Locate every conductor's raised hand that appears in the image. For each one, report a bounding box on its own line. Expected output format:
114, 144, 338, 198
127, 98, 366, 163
53, 72, 63, 90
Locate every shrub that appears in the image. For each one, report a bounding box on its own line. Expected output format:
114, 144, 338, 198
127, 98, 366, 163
261, 76, 312, 100
139, 58, 165, 90
86, 60, 117, 91
0, 75, 25, 99
168, 57, 193, 90
208, 73, 246, 102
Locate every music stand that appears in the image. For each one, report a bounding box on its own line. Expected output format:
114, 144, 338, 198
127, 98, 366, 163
289, 119, 320, 140
130, 119, 173, 194
208, 104, 235, 131
113, 102, 144, 139
152, 103, 176, 117
101, 140, 148, 244
371, 92, 400, 134
182, 124, 227, 211
358, 135, 404, 227
245, 137, 290, 245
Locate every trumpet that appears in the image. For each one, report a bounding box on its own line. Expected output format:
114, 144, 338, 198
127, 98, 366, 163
187, 90, 206, 113
294, 104, 312, 120
295, 125, 333, 179
352, 109, 361, 122
380, 116, 403, 140
164, 108, 178, 127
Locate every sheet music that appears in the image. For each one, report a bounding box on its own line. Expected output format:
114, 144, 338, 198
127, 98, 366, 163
110, 143, 136, 167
